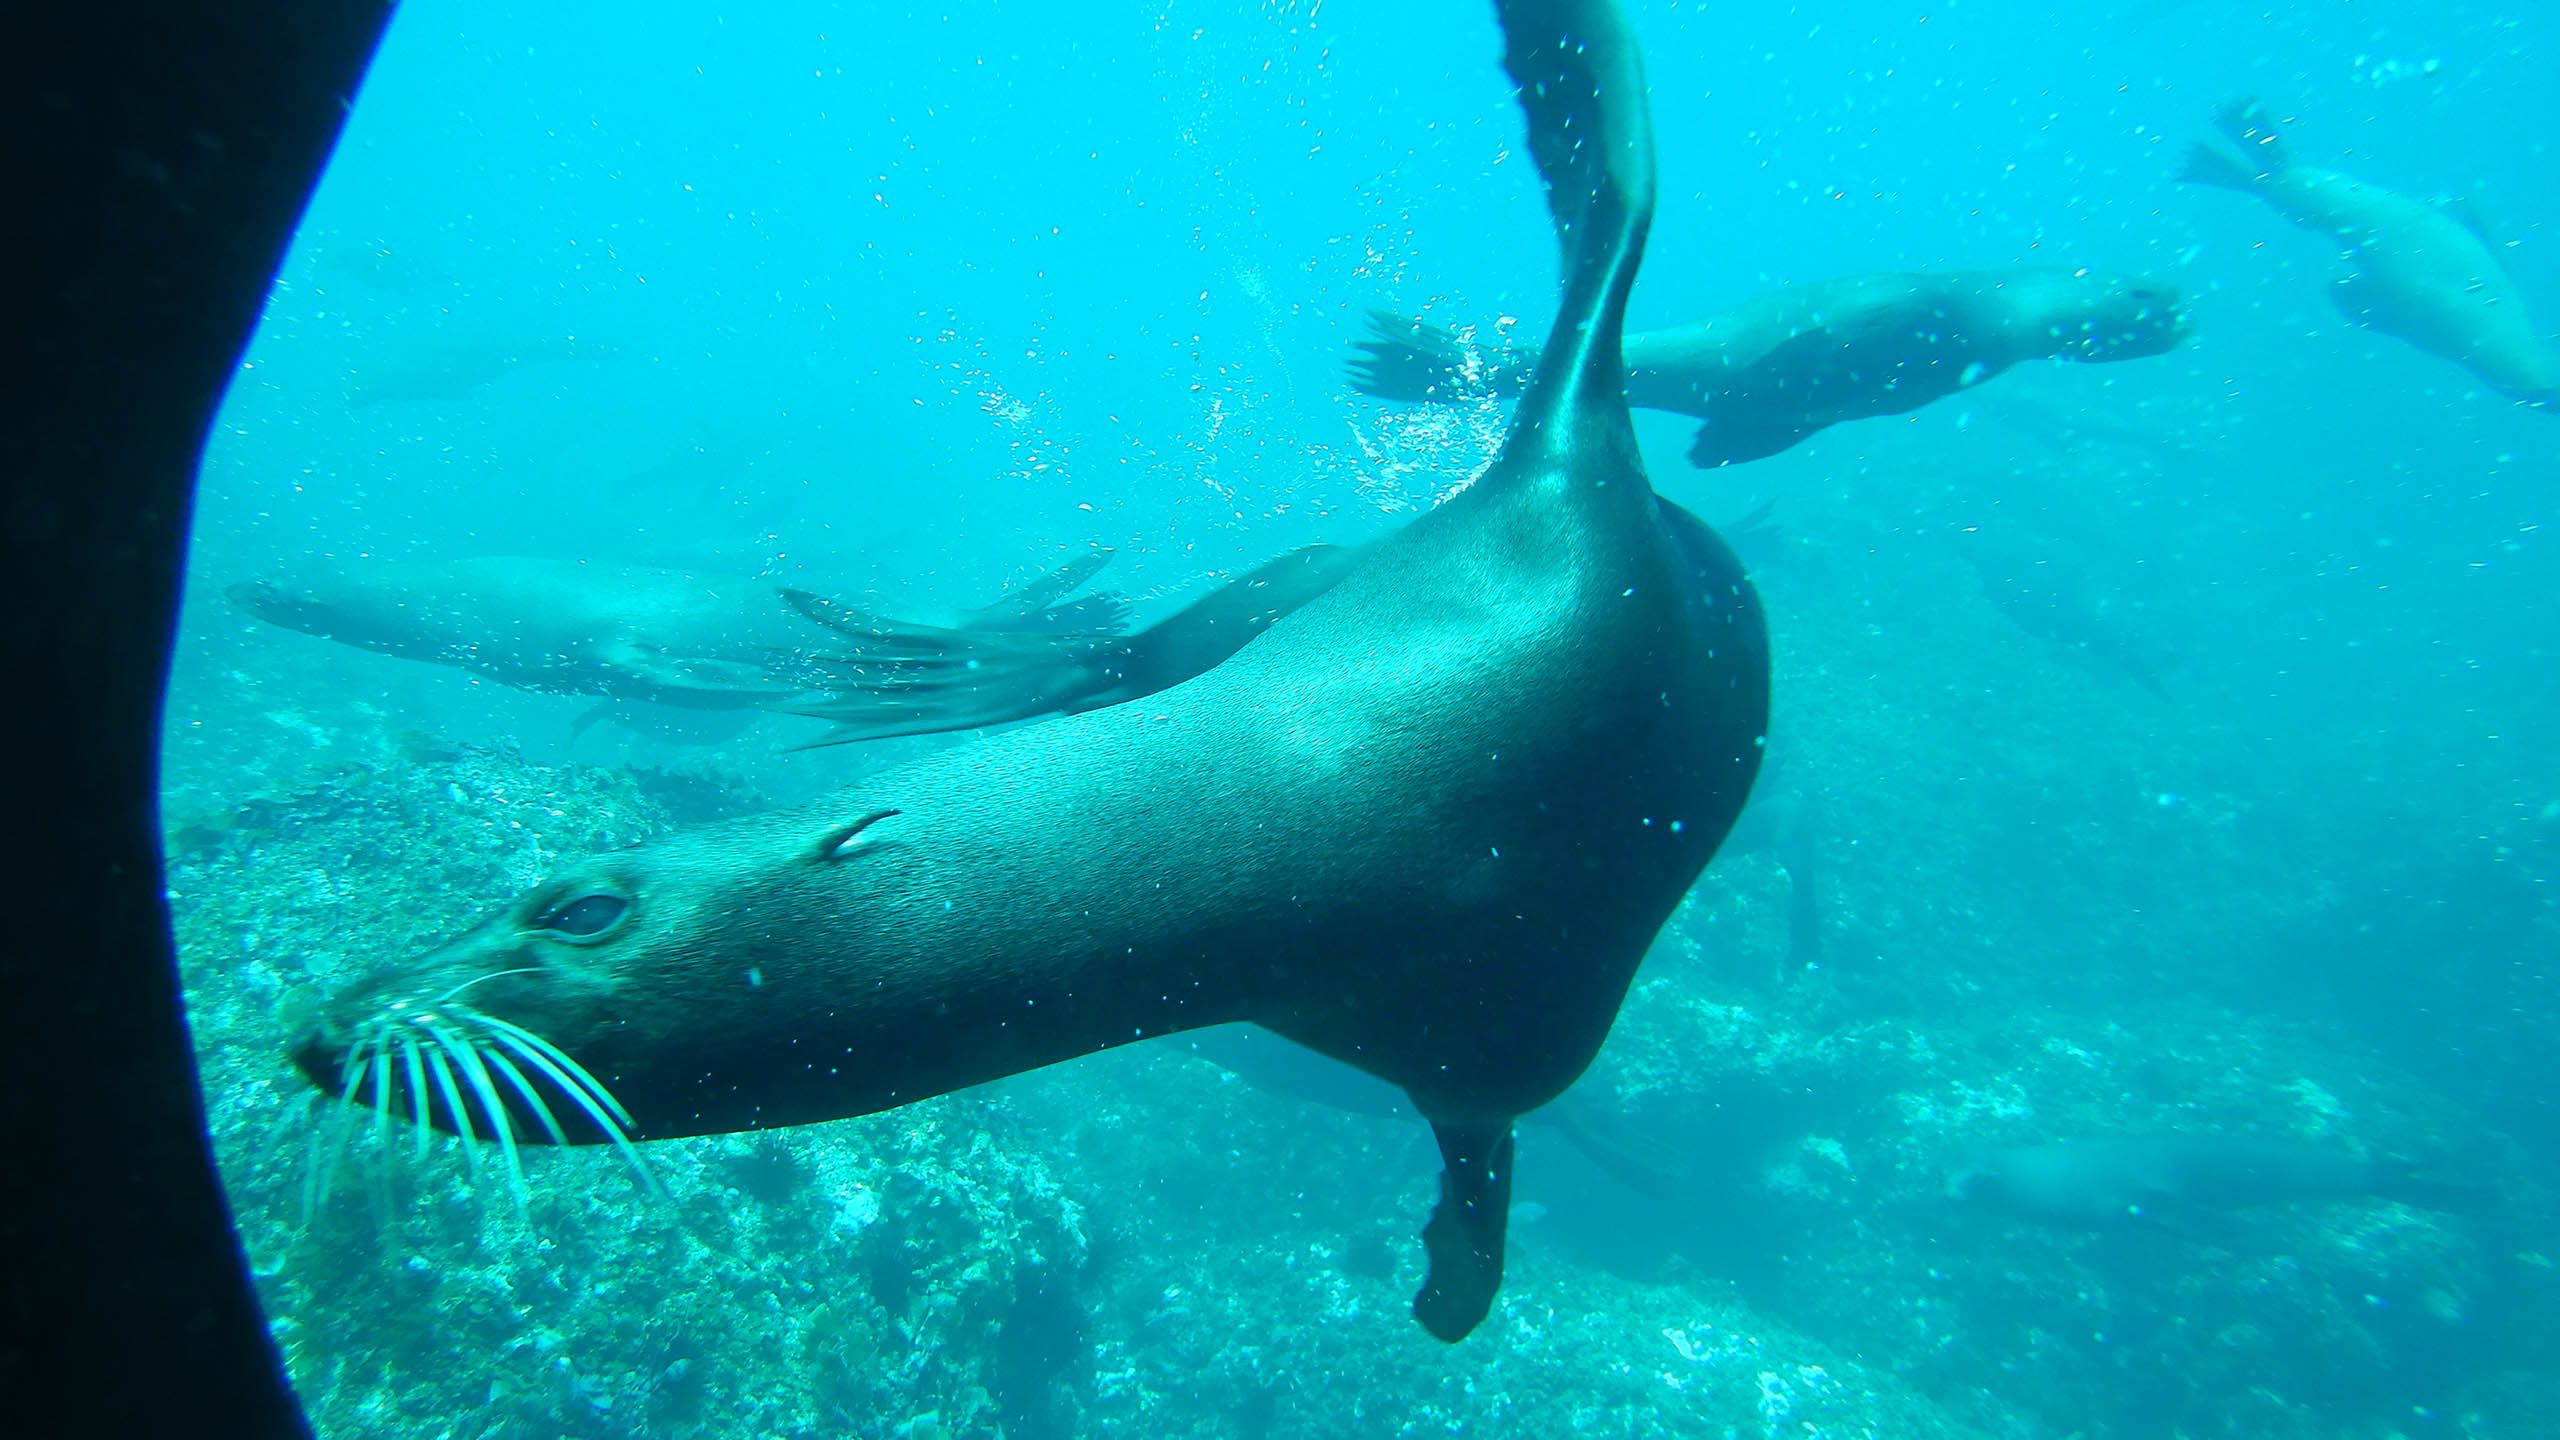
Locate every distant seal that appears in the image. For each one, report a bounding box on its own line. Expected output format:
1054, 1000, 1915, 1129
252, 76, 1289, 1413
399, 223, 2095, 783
2182, 99, 2560, 407
229, 551, 1123, 715
288, 0, 1767, 1343
1350, 266, 2188, 467
1949, 1132, 2487, 1233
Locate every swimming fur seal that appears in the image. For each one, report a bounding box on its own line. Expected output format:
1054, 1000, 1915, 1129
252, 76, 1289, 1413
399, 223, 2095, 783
1350, 266, 2189, 467
230, 551, 1125, 713
6, 3, 390, 1434
1948, 1132, 2487, 1234
2182, 99, 2560, 407
288, 0, 1769, 1343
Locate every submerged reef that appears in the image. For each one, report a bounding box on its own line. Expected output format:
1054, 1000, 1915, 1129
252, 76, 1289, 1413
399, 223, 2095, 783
165, 531, 2554, 1438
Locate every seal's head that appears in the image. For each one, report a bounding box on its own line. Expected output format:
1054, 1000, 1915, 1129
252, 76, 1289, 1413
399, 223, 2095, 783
227, 569, 448, 659
289, 805, 914, 1166
2056, 273, 2189, 361
1941, 1145, 2004, 1204
226, 577, 339, 637
287, 863, 650, 1165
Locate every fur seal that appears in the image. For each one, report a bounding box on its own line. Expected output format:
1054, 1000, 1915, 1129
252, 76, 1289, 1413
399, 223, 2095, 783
2182, 100, 2560, 407
1948, 1132, 2487, 1234
229, 551, 1125, 714
288, 0, 1769, 1343
6, 2, 389, 1434
1350, 266, 2188, 467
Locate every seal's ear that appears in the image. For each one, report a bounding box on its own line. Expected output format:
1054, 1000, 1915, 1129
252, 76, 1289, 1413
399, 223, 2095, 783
813, 809, 901, 862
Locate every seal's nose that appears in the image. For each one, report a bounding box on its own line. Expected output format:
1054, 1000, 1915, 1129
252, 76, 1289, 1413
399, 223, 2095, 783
285, 1017, 347, 1096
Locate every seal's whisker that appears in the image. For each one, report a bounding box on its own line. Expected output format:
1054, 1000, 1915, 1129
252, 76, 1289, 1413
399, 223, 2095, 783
304, 1028, 375, 1217
479, 1044, 569, 1147
465, 1009, 637, 1128
398, 1037, 432, 1164
433, 967, 543, 1006
466, 1016, 655, 1195
427, 1016, 526, 1207
366, 1043, 394, 1155
422, 1041, 482, 1184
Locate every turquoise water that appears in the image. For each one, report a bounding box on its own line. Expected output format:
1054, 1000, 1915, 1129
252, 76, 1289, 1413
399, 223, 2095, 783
170, 2, 2556, 1436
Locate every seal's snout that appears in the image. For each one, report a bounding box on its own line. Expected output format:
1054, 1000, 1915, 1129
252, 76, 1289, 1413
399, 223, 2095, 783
292, 972, 654, 1200
225, 579, 281, 615
287, 1018, 347, 1097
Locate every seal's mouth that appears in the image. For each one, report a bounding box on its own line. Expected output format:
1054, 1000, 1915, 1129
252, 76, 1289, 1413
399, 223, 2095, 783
294, 971, 651, 1204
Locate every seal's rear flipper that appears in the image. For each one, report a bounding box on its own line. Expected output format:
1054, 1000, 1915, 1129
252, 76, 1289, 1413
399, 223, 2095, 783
968, 551, 1134, 635
1347, 310, 1524, 403
1412, 1122, 1516, 1342
2178, 141, 2265, 194
2181, 98, 2283, 193
2211, 98, 2283, 160
777, 608, 1121, 746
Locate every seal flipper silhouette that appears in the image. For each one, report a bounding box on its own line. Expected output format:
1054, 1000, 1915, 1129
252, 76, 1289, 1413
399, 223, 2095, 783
783, 542, 1367, 744
782, 551, 1134, 639
5, 4, 389, 1434
1348, 308, 1533, 401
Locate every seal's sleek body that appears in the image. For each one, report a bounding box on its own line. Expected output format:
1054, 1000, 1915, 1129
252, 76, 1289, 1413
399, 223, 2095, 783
1351, 266, 2187, 466
2183, 100, 2560, 407
292, 0, 1767, 1341
230, 552, 1121, 711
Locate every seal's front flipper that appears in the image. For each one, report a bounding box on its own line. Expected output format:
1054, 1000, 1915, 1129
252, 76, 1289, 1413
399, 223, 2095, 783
1689, 411, 1812, 468
1535, 1093, 1687, 1199
594, 642, 802, 703
1412, 1121, 1516, 1342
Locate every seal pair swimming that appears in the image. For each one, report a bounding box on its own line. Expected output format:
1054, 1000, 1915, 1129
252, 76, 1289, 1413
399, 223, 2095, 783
1350, 266, 2188, 467
289, 0, 1769, 1342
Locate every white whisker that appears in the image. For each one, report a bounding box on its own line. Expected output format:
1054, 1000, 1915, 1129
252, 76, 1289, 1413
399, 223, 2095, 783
465, 1010, 637, 1128
433, 1018, 527, 1207
304, 1029, 374, 1217
463, 1013, 655, 1195
432, 968, 544, 1006
367, 1046, 394, 1155
398, 1037, 431, 1164
422, 1042, 481, 1184
478, 1044, 569, 1147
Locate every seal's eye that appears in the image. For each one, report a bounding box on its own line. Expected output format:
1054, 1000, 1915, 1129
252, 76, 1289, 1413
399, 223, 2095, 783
541, 892, 629, 938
